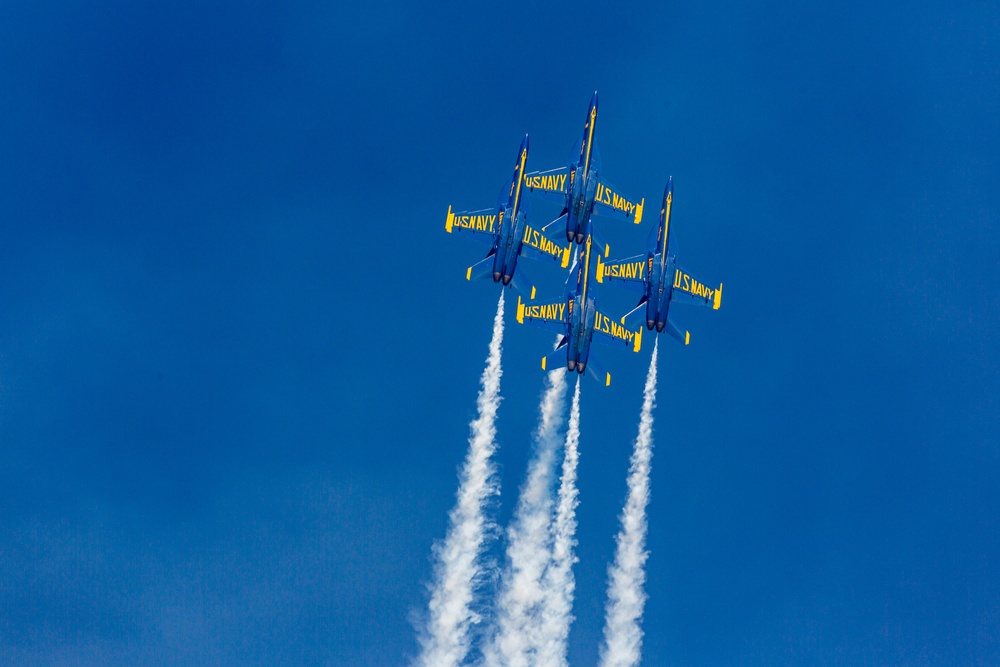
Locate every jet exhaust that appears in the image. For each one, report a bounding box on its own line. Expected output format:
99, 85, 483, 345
484, 364, 568, 667
598, 339, 659, 667
417, 292, 506, 667
536, 377, 583, 667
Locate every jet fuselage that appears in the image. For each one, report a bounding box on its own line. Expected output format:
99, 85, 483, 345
645, 179, 676, 331
489, 135, 530, 284
565, 92, 601, 244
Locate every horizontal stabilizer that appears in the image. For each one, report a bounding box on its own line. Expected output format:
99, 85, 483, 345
466, 255, 495, 282
508, 268, 536, 300
664, 317, 690, 346
542, 211, 568, 235
619, 295, 648, 326
585, 355, 612, 387
540, 347, 567, 372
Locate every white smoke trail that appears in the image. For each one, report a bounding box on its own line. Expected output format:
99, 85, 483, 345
536, 377, 583, 667
599, 339, 659, 667
417, 292, 506, 667
483, 364, 568, 667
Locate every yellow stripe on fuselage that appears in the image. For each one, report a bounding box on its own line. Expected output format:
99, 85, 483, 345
660, 191, 672, 277
582, 106, 596, 183
511, 148, 527, 219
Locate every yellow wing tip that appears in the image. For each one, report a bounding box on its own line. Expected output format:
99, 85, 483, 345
605, 372, 611, 387
465, 266, 472, 281
530, 286, 536, 300
445, 205, 454, 233
713, 283, 723, 310
541, 357, 547, 370
596, 255, 605, 283
516, 296, 525, 324
634, 327, 642, 353
605, 243, 610, 257
561, 246, 570, 268
685, 331, 691, 345
635, 198, 644, 224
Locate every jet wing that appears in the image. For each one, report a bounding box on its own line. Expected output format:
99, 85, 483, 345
445, 206, 500, 243
596, 253, 648, 292
522, 166, 571, 205
519, 222, 571, 268
671, 266, 723, 310
593, 179, 644, 225
591, 308, 643, 352
515, 295, 569, 335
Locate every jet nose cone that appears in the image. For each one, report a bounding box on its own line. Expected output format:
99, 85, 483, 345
666, 176, 673, 195
590, 91, 598, 107
520, 133, 529, 151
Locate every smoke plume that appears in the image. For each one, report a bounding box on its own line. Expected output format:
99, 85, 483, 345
599, 339, 659, 667
417, 292, 506, 667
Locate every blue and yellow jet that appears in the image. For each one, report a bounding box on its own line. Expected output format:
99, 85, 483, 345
446, 134, 571, 291
522, 92, 645, 245
516, 234, 642, 386
596, 177, 722, 346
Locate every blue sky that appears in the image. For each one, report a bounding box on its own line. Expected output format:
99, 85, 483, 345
1, 1, 998, 665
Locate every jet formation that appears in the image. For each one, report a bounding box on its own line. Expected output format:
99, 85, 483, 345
445, 92, 722, 385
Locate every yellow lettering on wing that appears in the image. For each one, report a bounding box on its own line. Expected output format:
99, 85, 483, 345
605, 260, 646, 281
595, 184, 638, 217
521, 224, 567, 261
594, 311, 636, 345
524, 173, 568, 192
525, 302, 566, 322
673, 270, 716, 303
454, 214, 498, 233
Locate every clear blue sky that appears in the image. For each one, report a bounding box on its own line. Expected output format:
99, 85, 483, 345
1, 1, 998, 665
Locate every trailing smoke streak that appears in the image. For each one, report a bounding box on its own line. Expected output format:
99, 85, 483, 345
599, 339, 659, 667
484, 364, 568, 667
536, 377, 583, 667
417, 292, 506, 667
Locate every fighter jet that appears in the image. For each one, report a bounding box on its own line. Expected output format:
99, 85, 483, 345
522, 92, 645, 245
446, 134, 571, 292
516, 234, 642, 386
596, 177, 722, 346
